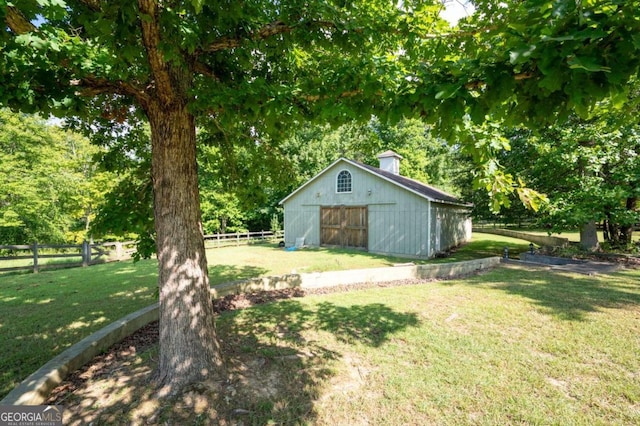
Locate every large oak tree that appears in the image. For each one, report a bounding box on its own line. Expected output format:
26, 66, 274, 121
2, 0, 640, 395
1, 0, 412, 395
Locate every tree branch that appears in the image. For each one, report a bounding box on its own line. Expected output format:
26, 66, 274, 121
203, 18, 490, 55
71, 77, 150, 106
205, 21, 294, 53
137, 0, 175, 105
421, 25, 499, 39
464, 71, 535, 90
303, 89, 364, 102
192, 61, 220, 81
5, 6, 36, 34
76, 0, 102, 11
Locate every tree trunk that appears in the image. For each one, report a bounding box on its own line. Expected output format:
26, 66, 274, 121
147, 101, 223, 395
620, 196, 637, 247
579, 220, 600, 252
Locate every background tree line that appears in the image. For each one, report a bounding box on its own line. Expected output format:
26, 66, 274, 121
464, 95, 640, 251
0, 109, 466, 247
0, 110, 117, 244
3, 107, 638, 252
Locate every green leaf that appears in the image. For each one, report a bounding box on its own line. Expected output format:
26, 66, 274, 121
509, 45, 537, 65
435, 83, 461, 100
538, 71, 563, 92
567, 56, 611, 73
541, 35, 575, 42
191, 0, 204, 14
516, 187, 549, 212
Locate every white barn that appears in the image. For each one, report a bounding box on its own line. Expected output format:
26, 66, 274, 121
280, 151, 472, 258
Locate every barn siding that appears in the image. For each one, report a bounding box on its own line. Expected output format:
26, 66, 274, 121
283, 163, 380, 248
429, 204, 472, 256
283, 206, 320, 246
282, 159, 471, 258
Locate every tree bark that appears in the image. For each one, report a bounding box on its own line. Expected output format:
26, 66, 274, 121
146, 100, 224, 395
620, 196, 637, 246
579, 220, 600, 252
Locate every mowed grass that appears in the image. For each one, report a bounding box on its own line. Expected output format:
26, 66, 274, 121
0, 233, 556, 400
0, 237, 506, 400
211, 265, 640, 425
0, 260, 159, 400
59, 264, 640, 425
204, 231, 531, 274
485, 228, 640, 244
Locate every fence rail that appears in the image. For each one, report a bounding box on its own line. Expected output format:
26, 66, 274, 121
0, 230, 285, 274
204, 230, 284, 247
0, 241, 136, 273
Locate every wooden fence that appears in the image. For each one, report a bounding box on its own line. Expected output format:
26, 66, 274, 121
0, 230, 284, 274
203, 230, 284, 247
0, 241, 137, 273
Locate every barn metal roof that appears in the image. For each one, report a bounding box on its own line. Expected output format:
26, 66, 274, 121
280, 157, 471, 207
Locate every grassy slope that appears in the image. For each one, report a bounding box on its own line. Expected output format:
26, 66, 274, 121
1, 242, 489, 400
486, 228, 640, 244
0, 260, 158, 399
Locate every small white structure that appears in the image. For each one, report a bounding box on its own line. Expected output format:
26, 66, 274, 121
280, 151, 472, 258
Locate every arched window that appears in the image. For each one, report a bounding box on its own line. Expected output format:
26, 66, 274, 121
336, 170, 352, 193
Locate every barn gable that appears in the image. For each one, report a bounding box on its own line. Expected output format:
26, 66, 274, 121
280, 153, 472, 258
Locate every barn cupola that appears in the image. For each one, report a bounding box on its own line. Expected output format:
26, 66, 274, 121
377, 150, 403, 175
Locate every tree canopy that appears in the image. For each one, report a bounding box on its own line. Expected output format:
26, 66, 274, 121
491, 113, 640, 250
0, 109, 114, 244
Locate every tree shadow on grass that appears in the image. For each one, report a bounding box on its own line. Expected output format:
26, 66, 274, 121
53, 297, 420, 425
462, 265, 640, 321
0, 261, 270, 401
228, 299, 420, 348
218, 299, 420, 424
208, 263, 270, 285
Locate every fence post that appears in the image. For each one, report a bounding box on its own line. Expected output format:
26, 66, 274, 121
82, 240, 90, 266
236, 232, 240, 246
115, 242, 123, 260
32, 241, 39, 273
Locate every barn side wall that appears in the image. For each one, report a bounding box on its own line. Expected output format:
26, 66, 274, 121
367, 193, 431, 257
282, 160, 471, 258
430, 204, 473, 256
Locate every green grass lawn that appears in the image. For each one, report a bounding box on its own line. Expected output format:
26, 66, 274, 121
0, 232, 600, 402
59, 264, 640, 425
211, 265, 640, 425
205, 232, 529, 273
485, 228, 640, 244
0, 260, 159, 399
2, 240, 507, 401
